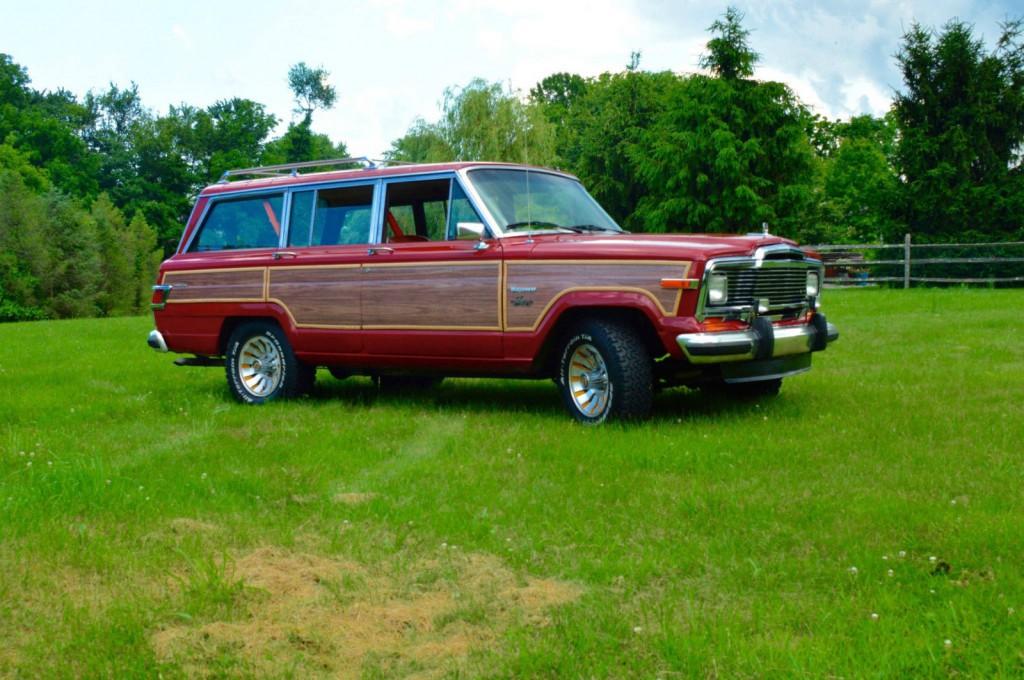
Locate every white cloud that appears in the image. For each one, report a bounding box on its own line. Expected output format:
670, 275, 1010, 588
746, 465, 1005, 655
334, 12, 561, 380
841, 77, 892, 116
170, 24, 193, 50
7, 0, 1020, 160
383, 10, 434, 39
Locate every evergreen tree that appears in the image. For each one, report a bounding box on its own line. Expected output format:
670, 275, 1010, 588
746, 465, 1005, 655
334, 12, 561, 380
127, 213, 161, 314
91, 194, 134, 316
699, 6, 759, 80
894, 19, 1024, 240
40, 192, 101, 318
0, 169, 50, 321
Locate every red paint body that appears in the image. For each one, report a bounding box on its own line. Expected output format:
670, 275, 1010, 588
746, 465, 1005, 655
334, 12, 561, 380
153, 163, 804, 376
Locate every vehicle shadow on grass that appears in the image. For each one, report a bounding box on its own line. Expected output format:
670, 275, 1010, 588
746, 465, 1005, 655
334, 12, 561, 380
309, 376, 566, 418
305, 375, 775, 424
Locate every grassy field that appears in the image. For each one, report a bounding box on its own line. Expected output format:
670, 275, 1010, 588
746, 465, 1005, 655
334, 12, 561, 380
1, 289, 1022, 678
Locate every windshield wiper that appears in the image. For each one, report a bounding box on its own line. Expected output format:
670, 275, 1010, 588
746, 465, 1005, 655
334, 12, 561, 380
505, 220, 564, 231
563, 224, 624, 233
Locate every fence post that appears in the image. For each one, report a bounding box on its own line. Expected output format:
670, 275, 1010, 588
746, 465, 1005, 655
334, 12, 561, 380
904, 233, 912, 289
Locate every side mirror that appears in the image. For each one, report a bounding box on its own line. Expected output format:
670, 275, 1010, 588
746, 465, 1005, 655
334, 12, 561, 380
457, 222, 486, 240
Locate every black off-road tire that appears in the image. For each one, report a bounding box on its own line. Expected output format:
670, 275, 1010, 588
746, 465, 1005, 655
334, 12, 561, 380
225, 321, 313, 404
556, 319, 653, 424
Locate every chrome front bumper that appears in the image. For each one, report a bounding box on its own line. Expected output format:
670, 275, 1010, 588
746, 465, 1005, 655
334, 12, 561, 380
147, 330, 168, 352
677, 317, 838, 364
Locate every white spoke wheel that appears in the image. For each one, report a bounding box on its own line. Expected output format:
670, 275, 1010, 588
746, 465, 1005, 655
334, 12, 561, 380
237, 336, 283, 398
567, 344, 612, 419
225, 322, 314, 404
557, 319, 653, 424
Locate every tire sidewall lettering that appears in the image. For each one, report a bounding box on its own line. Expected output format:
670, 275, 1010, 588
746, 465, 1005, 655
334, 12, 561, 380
558, 330, 611, 423
558, 333, 592, 387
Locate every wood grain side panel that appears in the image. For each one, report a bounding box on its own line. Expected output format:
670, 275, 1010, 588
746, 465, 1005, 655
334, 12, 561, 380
269, 267, 361, 327
164, 269, 265, 301
362, 262, 500, 329
505, 261, 691, 329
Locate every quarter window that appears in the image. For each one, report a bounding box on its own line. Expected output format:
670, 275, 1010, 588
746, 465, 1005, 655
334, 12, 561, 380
189, 194, 284, 252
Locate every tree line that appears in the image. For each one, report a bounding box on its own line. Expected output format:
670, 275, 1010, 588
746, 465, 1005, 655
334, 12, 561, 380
0, 59, 344, 321
389, 9, 1023, 247
1, 8, 1022, 321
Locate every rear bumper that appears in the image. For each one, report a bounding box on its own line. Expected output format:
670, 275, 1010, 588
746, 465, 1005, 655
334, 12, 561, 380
147, 330, 168, 352
677, 315, 838, 364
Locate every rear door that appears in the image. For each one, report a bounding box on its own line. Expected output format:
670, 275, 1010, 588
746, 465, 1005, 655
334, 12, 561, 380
361, 175, 503, 358
266, 181, 378, 355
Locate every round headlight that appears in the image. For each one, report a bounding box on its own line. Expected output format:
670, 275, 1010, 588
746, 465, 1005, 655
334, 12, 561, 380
707, 273, 728, 304
806, 271, 820, 297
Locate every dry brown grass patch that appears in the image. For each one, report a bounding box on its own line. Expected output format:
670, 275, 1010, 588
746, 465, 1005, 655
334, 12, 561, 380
152, 546, 580, 678
331, 492, 378, 505
168, 518, 221, 534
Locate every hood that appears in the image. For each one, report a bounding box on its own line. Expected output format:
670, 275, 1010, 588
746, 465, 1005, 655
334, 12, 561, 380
506, 232, 801, 261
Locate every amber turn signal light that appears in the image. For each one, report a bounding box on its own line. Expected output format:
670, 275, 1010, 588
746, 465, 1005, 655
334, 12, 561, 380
660, 278, 699, 290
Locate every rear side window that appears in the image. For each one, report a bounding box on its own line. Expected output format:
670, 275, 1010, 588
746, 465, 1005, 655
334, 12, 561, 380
288, 185, 374, 247
189, 194, 283, 252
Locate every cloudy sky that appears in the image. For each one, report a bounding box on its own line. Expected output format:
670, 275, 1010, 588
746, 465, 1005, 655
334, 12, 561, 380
1, 0, 1018, 156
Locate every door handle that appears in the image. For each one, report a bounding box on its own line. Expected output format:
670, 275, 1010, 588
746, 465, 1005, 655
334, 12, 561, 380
367, 247, 394, 256
272, 251, 297, 260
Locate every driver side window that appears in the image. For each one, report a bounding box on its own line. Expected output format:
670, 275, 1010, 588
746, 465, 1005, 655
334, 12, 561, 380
448, 181, 485, 240
381, 178, 486, 243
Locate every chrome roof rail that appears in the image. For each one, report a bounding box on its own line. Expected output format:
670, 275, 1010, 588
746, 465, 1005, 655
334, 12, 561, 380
217, 157, 416, 183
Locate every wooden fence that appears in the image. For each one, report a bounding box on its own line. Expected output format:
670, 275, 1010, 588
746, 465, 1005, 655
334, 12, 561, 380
812, 235, 1024, 287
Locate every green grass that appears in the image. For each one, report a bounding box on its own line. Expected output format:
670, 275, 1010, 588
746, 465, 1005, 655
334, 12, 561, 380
1, 289, 1022, 677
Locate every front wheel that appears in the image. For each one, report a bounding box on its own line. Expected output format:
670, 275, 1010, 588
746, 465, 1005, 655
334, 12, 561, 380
556, 320, 653, 424
225, 322, 314, 404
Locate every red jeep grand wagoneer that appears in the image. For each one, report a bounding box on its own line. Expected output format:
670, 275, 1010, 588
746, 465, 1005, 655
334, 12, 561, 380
148, 158, 837, 423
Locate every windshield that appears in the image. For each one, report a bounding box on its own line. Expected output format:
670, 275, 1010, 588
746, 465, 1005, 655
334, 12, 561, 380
466, 169, 622, 234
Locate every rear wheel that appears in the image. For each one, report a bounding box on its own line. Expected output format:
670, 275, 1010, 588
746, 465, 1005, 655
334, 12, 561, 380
556, 320, 653, 423
225, 322, 313, 404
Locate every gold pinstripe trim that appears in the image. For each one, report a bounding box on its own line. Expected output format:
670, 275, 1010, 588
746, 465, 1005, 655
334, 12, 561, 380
362, 260, 501, 331
362, 324, 501, 331
264, 263, 362, 329
503, 259, 693, 332
166, 298, 265, 305
361, 260, 500, 268
163, 266, 267, 276
264, 297, 360, 330
504, 286, 679, 332
269, 263, 362, 271
500, 261, 508, 330
160, 258, 692, 333
505, 259, 692, 267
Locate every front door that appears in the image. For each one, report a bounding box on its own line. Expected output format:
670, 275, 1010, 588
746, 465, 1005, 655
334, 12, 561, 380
361, 176, 503, 358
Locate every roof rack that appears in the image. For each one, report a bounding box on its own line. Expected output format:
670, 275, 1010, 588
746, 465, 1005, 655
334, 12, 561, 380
217, 156, 412, 183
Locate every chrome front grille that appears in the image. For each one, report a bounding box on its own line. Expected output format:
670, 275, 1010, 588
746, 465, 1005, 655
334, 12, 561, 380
723, 267, 809, 307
